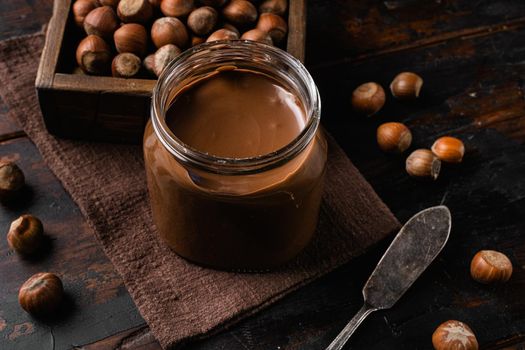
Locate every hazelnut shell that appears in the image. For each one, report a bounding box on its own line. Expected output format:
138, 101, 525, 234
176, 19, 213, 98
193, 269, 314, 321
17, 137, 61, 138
187, 6, 218, 36
160, 0, 194, 17
19, 272, 64, 315
351, 82, 385, 116
376, 122, 412, 153
222, 0, 258, 25
151, 17, 189, 49
390, 72, 424, 100
114, 23, 148, 57
256, 13, 288, 43
406, 149, 441, 180
432, 320, 478, 350
0, 161, 25, 197
83, 6, 120, 39
470, 250, 513, 284
431, 136, 465, 164
7, 214, 44, 255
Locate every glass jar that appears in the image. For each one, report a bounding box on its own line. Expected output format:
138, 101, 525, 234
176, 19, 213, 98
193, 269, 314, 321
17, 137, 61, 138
144, 41, 327, 271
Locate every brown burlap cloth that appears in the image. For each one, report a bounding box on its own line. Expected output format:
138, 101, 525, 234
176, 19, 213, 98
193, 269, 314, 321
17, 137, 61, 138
0, 32, 400, 349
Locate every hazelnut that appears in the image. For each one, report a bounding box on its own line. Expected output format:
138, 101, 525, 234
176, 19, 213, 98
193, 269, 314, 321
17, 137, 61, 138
259, 0, 287, 16
0, 161, 25, 198
222, 23, 240, 36
114, 23, 148, 56
117, 0, 153, 23
470, 250, 513, 284
83, 6, 119, 39
406, 149, 441, 180
76, 35, 112, 75
160, 0, 194, 17
377, 122, 412, 153
112, 53, 142, 78
351, 82, 385, 116
187, 6, 218, 36
222, 0, 258, 25
19, 272, 64, 315
431, 136, 465, 164
191, 35, 206, 46
256, 13, 287, 44
241, 29, 273, 45
432, 320, 478, 350
99, 0, 121, 8
72, 0, 100, 27
206, 28, 239, 42
7, 215, 44, 255
143, 54, 156, 76
151, 17, 189, 48
390, 72, 423, 100
199, 0, 227, 7
153, 44, 182, 76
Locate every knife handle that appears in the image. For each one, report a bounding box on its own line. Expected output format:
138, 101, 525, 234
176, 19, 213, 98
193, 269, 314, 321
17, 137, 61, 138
325, 304, 376, 350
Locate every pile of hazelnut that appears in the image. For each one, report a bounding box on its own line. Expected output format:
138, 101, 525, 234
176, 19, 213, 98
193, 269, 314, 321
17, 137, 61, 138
351, 75, 515, 350
72, 0, 289, 78
1, 161, 63, 316
351, 72, 465, 180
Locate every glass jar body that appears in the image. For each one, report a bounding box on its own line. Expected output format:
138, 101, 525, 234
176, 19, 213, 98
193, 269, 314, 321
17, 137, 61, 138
144, 122, 327, 270
145, 41, 325, 271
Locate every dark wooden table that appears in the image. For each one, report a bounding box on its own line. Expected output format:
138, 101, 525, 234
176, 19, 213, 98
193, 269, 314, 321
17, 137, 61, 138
1, 0, 525, 349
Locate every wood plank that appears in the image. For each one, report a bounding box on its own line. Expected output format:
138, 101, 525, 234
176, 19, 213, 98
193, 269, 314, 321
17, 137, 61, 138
287, 0, 307, 62
0, 0, 53, 41
0, 137, 145, 349
306, 0, 525, 65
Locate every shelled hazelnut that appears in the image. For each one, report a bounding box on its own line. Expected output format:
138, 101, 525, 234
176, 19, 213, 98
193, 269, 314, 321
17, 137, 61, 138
222, 0, 258, 25
114, 23, 148, 56
151, 17, 189, 49
73, 0, 100, 27
19, 272, 64, 315
377, 122, 412, 153
83, 6, 120, 39
117, 0, 153, 23
112, 53, 142, 78
406, 149, 441, 180
351, 82, 385, 116
241, 29, 272, 44
390, 72, 424, 100
431, 136, 465, 163
256, 13, 287, 43
259, 0, 287, 16
187, 6, 219, 36
76, 35, 112, 75
160, 0, 194, 17
470, 250, 513, 284
7, 215, 44, 255
206, 28, 239, 42
0, 161, 25, 198
432, 320, 478, 350
153, 44, 182, 76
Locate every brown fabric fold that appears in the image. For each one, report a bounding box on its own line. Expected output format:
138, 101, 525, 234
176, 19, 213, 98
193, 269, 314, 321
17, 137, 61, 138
0, 32, 400, 349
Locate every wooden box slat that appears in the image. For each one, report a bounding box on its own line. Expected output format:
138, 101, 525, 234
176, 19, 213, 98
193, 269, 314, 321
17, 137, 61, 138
36, 0, 307, 144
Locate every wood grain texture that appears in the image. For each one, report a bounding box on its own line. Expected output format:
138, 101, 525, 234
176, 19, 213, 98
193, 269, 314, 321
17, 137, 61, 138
0, 138, 145, 350
2, 0, 525, 349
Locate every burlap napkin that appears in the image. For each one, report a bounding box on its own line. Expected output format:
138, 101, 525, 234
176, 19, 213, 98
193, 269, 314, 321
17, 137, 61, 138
0, 32, 400, 349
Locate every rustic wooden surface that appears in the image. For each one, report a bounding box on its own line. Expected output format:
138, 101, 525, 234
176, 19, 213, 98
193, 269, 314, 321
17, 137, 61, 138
1, 0, 525, 349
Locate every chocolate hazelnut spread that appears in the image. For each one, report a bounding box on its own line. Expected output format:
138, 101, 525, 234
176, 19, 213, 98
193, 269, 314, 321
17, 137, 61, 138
144, 58, 326, 271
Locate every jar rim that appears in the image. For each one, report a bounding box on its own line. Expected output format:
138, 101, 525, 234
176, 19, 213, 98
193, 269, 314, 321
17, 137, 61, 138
151, 40, 321, 175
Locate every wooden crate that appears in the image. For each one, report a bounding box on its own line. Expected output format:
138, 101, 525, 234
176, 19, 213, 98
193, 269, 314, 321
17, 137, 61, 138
35, 0, 307, 144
